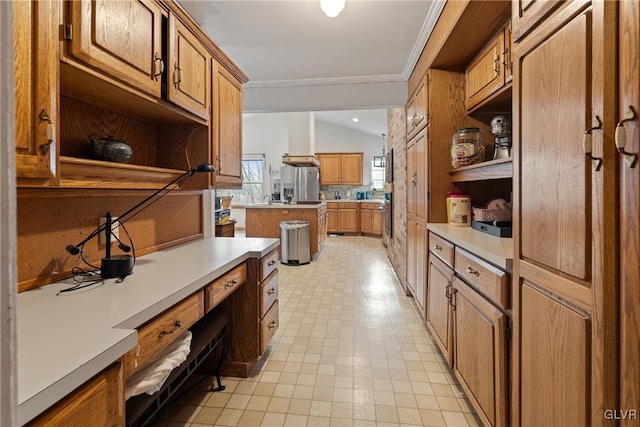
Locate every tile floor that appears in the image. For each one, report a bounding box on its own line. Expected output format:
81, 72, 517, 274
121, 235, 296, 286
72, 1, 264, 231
152, 236, 480, 427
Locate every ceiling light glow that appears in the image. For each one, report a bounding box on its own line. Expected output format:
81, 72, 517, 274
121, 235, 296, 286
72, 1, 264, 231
320, 0, 345, 17
352, 117, 359, 122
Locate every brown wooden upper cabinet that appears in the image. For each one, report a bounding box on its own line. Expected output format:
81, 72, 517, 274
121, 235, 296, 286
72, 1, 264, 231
167, 14, 211, 121
212, 62, 243, 188
317, 153, 363, 185
465, 21, 512, 111
406, 74, 429, 141
14, 0, 59, 185
65, 0, 165, 98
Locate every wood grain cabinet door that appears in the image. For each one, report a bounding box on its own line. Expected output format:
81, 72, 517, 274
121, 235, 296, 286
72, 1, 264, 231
371, 208, 383, 235
212, 62, 243, 187
619, 0, 640, 421
338, 208, 358, 232
326, 208, 338, 232
426, 254, 453, 366
406, 75, 428, 140
453, 277, 508, 427
360, 209, 371, 233
66, 0, 163, 97
339, 153, 363, 185
168, 14, 211, 120
14, 0, 58, 184
465, 30, 505, 110
511, 0, 564, 42
318, 154, 341, 185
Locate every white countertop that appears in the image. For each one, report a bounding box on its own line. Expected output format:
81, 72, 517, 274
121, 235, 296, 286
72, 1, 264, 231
426, 223, 513, 271
325, 199, 384, 203
17, 236, 279, 425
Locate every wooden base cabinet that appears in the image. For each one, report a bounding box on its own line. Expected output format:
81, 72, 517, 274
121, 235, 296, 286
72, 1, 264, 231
426, 254, 453, 366
453, 277, 508, 427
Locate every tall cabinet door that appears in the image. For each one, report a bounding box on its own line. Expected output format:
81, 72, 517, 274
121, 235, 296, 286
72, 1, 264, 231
66, 0, 163, 97
619, 0, 640, 421
514, 1, 615, 424
212, 62, 243, 187
14, 0, 58, 184
168, 14, 211, 120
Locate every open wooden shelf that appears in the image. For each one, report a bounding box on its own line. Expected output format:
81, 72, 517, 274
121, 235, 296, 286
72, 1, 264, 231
59, 156, 185, 189
450, 157, 513, 182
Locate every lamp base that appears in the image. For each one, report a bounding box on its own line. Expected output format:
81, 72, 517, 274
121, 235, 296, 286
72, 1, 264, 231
101, 255, 133, 279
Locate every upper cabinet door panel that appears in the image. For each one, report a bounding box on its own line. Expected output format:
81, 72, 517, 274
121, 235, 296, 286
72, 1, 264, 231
519, 11, 591, 280
212, 63, 243, 187
14, 0, 58, 184
466, 31, 505, 110
340, 153, 363, 185
168, 14, 211, 120
511, 0, 565, 42
67, 0, 163, 97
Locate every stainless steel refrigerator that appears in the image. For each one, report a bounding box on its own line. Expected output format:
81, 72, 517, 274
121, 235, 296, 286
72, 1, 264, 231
281, 166, 320, 203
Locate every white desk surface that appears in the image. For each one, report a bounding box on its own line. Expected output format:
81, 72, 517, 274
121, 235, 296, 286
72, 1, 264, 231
426, 223, 513, 271
17, 236, 279, 425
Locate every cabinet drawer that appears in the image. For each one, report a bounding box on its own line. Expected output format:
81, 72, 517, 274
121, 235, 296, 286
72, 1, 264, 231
260, 300, 279, 355
339, 202, 358, 209
124, 292, 204, 378
260, 249, 279, 281
204, 263, 247, 313
455, 248, 508, 309
429, 232, 454, 267
260, 271, 279, 318
361, 202, 383, 210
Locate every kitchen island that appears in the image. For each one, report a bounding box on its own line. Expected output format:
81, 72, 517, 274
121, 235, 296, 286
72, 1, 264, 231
245, 202, 327, 261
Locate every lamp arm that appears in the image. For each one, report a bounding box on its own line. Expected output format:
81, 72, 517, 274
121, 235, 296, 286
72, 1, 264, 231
66, 168, 195, 254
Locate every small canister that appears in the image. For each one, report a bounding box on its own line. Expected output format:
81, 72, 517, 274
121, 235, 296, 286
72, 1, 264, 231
448, 195, 471, 227
451, 127, 485, 168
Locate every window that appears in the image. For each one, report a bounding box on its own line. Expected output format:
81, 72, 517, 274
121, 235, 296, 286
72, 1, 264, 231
371, 160, 386, 191
216, 154, 265, 205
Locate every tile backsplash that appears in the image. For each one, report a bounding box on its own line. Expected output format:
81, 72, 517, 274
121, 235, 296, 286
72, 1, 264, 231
321, 185, 386, 200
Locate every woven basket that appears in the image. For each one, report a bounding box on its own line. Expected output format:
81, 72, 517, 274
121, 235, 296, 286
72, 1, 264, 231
472, 207, 512, 222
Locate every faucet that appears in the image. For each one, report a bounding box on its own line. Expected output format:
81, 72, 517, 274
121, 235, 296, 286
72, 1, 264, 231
263, 194, 272, 205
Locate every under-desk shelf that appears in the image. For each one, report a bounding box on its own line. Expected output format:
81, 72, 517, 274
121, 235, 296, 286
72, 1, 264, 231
449, 157, 513, 182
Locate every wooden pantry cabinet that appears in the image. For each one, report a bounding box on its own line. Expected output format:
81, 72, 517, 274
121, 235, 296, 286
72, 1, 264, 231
317, 153, 363, 185
512, 0, 619, 424
406, 74, 429, 141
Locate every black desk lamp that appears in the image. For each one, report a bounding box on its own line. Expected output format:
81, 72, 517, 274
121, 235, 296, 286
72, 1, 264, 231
66, 163, 216, 279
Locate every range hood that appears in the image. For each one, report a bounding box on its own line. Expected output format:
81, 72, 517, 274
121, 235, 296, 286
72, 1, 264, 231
282, 154, 319, 167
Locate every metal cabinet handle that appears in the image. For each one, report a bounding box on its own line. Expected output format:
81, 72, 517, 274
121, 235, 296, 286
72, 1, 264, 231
158, 320, 182, 338
448, 287, 456, 310
153, 52, 164, 80
411, 114, 420, 127
583, 116, 603, 171
494, 52, 500, 75
225, 279, 238, 289
615, 106, 638, 168
38, 109, 54, 155
466, 266, 480, 276
267, 260, 276, 266
267, 287, 276, 295
268, 320, 277, 329
434, 244, 442, 251
173, 63, 182, 87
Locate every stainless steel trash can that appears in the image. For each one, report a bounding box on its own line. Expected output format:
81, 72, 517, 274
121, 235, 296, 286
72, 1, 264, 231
280, 220, 310, 265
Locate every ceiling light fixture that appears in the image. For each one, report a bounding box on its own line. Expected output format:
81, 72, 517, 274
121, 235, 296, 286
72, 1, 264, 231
352, 117, 359, 123
320, 0, 345, 17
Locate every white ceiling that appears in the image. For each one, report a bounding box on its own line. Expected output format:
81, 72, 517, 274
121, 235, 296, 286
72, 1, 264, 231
178, 0, 443, 135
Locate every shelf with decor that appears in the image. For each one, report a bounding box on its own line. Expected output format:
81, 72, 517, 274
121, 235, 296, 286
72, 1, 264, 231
449, 157, 513, 182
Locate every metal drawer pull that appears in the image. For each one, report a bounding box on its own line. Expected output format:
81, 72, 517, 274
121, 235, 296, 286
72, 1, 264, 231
434, 244, 442, 251
153, 52, 164, 80
158, 320, 182, 338
267, 260, 276, 266
583, 116, 602, 171
38, 109, 54, 155
268, 320, 277, 329
173, 63, 182, 87
466, 266, 480, 276
225, 279, 238, 289
267, 287, 276, 295
615, 106, 638, 168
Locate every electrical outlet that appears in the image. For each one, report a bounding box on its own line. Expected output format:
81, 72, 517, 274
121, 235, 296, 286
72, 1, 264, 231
99, 216, 119, 245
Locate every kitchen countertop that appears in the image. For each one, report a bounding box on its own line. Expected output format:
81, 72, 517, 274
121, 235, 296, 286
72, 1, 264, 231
427, 223, 513, 271
325, 199, 384, 203
17, 236, 279, 425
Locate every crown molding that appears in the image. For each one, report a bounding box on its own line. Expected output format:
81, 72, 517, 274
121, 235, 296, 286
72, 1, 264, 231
402, 0, 446, 79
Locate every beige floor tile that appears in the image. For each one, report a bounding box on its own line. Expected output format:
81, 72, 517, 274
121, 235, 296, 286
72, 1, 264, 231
156, 237, 478, 427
